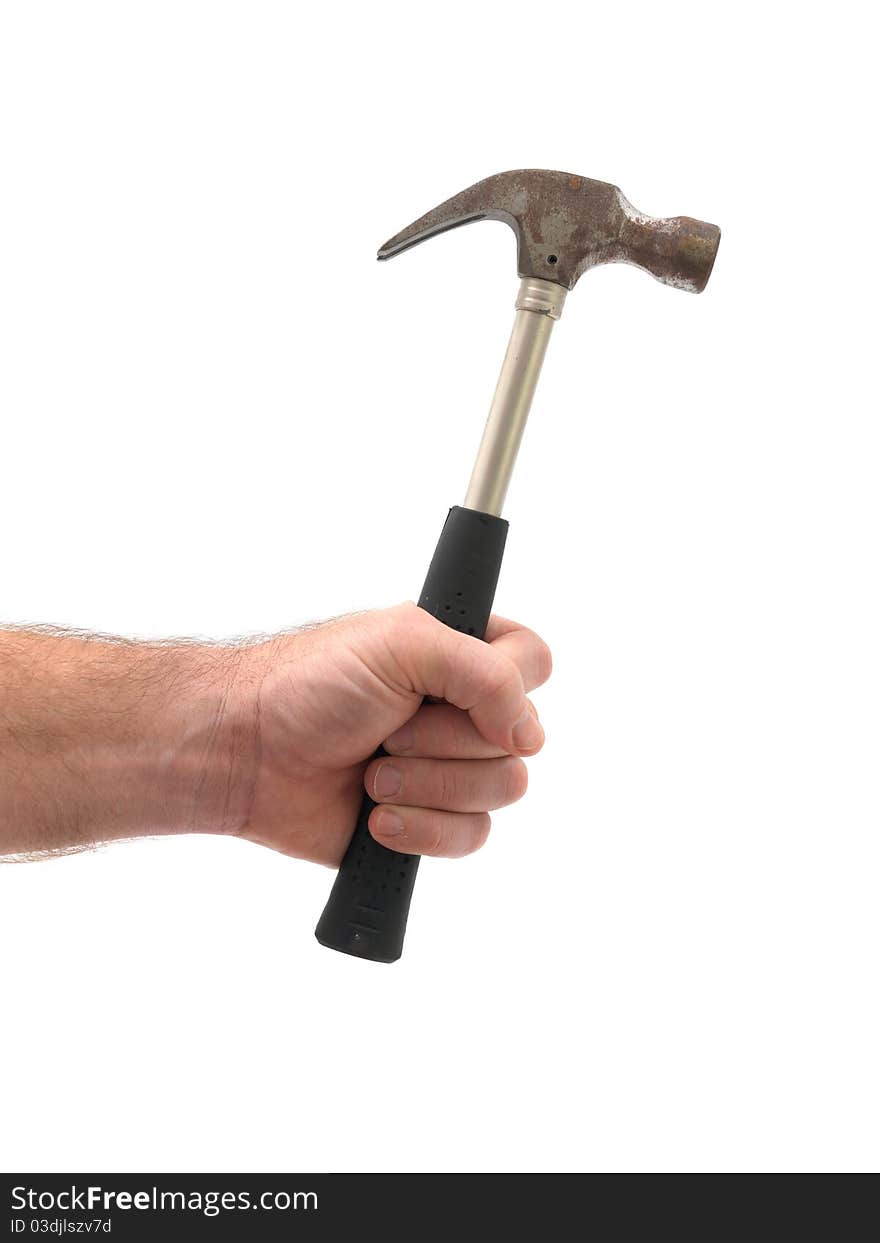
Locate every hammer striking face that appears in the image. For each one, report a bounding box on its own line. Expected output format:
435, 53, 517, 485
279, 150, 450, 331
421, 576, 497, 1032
316, 169, 720, 963
378, 168, 720, 293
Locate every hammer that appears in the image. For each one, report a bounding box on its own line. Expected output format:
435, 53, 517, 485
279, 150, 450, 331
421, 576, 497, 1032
315, 169, 720, 962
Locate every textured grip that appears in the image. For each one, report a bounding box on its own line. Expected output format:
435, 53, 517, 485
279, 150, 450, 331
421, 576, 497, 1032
314, 506, 509, 962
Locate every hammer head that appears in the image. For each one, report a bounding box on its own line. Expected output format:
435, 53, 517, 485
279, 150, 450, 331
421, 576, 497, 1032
378, 169, 720, 294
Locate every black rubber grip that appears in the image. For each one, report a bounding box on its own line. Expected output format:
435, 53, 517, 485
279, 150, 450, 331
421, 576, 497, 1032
314, 506, 509, 962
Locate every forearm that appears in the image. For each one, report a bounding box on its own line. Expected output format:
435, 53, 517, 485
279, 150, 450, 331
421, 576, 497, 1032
0, 628, 260, 855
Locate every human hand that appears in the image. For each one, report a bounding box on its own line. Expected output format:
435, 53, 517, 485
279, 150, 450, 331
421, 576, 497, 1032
238, 602, 552, 866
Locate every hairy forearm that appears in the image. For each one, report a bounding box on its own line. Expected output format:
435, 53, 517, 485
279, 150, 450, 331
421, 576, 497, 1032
0, 628, 261, 856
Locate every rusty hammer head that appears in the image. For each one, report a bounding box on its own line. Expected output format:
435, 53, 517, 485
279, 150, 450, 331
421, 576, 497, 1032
378, 168, 720, 293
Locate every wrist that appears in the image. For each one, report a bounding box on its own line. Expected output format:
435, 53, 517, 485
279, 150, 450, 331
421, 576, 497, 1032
143, 643, 265, 841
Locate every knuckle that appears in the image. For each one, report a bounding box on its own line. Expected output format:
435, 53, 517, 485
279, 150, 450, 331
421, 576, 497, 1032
484, 650, 520, 704
464, 645, 514, 707
465, 813, 492, 856
388, 599, 420, 623
385, 599, 427, 646
504, 758, 529, 804
390, 603, 425, 651
376, 604, 408, 644
436, 763, 457, 808
534, 636, 553, 685
425, 814, 450, 857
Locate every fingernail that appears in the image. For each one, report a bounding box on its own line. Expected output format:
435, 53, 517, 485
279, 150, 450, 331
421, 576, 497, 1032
374, 808, 404, 837
512, 708, 544, 752
385, 722, 415, 753
374, 762, 402, 799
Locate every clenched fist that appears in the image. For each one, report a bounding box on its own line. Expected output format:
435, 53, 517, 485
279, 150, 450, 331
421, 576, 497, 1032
241, 603, 552, 865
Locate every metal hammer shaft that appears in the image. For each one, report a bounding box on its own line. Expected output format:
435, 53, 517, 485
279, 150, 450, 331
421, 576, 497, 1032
464, 278, 566, 516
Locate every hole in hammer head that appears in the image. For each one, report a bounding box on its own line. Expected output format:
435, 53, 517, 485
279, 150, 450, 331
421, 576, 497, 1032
547, 254, 558, 264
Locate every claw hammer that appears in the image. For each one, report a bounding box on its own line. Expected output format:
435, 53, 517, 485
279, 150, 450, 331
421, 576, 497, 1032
315, 169, 720, 962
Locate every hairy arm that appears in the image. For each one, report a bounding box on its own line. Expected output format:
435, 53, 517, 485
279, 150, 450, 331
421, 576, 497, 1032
0, 627, 257, 856
0, 605, 550, 865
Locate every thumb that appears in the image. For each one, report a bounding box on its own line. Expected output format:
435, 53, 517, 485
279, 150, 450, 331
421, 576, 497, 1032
385, 604, 545, 756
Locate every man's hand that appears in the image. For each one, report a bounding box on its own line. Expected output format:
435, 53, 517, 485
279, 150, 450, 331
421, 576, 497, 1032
240, 603, 551, 865
0, 604, 551, 866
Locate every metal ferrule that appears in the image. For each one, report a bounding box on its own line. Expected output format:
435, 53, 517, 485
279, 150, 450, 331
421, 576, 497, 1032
515, 276, 567, 319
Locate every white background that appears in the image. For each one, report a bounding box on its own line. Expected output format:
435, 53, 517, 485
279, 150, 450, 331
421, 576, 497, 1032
0, 2, 877, 1174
